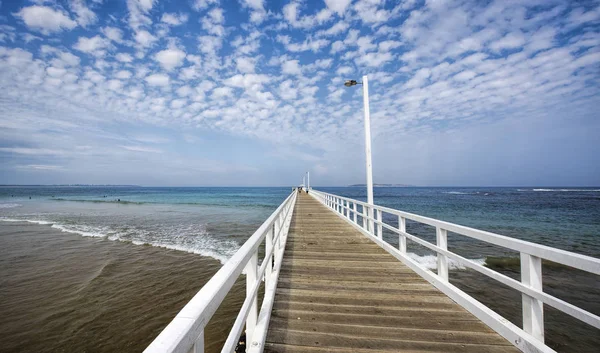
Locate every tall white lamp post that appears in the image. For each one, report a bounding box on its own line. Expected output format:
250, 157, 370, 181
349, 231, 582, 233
307, 171, 310, 190
345, 75, 374, 232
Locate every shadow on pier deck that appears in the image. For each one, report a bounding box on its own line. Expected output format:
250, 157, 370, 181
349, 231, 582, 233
265, 192, 519, 353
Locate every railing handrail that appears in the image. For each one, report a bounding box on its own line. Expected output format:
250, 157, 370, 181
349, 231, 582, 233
310, 189, 600, 353
144, 190, 297, 353
312, 190, 600, 275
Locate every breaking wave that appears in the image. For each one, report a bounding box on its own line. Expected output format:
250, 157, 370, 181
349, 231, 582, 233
0, 203, 22, 209
0, 218, 238, 264
406, 252, 486, 270
530, 189, 600, 192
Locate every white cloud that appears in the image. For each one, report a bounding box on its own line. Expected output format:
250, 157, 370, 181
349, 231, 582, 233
17, 164, 64, 170
283, 1, 333, 29
161, 13, 189, 26
324, 0, 352, 15
70, 0, 97, 27
192, 0, 219, 11
355, 51, 393, 67
317, 21, 349, 37
121, 145, 162, 153
154, 48, 187, 71
116, 53, 134, 62
236, 57, 256, 73
281, 59, 302, 75
135, 30, 157, 47
73, 35, 111, 56
145, 73, 170, 86
336, 66, 352, 75
102, 27, 124, 43
15, 6, 77, 34
353, 0, 392, 23
490, 31, 526, 52
240, 0, 267, 23
277, 35, 330, 53
453, 70, 477, 82
115, 70, 133, 79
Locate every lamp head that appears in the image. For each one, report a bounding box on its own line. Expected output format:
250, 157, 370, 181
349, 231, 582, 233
344, 80, 358, 87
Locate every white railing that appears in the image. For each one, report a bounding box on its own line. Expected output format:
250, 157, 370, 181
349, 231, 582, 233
310, 190, 600, 353
144, 191, 297, 353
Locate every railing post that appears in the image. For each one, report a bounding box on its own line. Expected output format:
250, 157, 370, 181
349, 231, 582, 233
353, 202, 357, 223
398, 216, 406, 254
265, 226, 273, 287
436, 227, 448, 281
346, 200, 351, 220
368, 206, 374, 234
362, 204, 367, 229
377, 209, 383, 239
245, 250, 258, 343
274, 221, 279, 258
521, 253, 544, 342
193, 329, 204, 353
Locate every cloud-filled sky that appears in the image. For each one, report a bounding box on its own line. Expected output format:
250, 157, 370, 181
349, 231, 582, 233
0, 0, 599, 186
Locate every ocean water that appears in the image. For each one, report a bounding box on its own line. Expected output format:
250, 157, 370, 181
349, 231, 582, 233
1, 186, 599, 352
0, 186, 290, 264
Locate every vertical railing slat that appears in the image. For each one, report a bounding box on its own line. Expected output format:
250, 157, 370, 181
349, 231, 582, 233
521, 253, 544, 342
362, 204, 367, 229
353, 202, 357, 223
346, 201, 351, 220
436, 227, 448, 281
245, 251, 258, 345
377, 209, 383, 238
398, 215, 406, 254
193, 330, 204, 353
265, 227, 273, 288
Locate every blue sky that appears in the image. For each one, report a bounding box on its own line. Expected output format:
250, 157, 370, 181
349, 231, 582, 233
0, 0, 599, 186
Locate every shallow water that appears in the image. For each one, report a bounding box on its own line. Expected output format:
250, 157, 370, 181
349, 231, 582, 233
0, 222, 246, 353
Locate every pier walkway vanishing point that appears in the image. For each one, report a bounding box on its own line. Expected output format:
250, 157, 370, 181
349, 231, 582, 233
145, 190, 600, 353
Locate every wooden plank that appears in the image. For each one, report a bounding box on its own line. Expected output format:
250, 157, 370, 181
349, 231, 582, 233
265, 193, 519, 352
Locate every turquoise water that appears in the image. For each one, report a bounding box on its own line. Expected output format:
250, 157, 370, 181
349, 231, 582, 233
1, 186, 599, 263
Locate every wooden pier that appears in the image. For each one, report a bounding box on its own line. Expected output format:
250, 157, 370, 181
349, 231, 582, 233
264, 192, 519, 353
145, 189, 600, 353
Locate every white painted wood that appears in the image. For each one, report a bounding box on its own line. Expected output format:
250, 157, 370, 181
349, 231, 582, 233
398, 215, 406, 254
312, 192, 554, 353
310, 190, 600, 276
144, 191, 297, 353
362, 75, 374, 212
436, 227, 448, 281
265, 228, 272, 288
309, 190, 600, 351
193, 330, 204, 353
362, 204, 367, 229
346, 200, 351, 220
245, 251, 258, 342
247, 194, 294, 353
353, 202, 357, 223
521, 253, 544, 342
377, 209, 383, 238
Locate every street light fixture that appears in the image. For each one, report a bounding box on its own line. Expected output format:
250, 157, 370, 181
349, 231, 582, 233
344, 75, 374, 232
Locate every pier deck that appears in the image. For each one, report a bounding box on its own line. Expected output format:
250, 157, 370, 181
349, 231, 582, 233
264, 193, 519, 353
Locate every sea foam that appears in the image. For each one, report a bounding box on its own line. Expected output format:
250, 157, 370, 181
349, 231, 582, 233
0, 203, 22, 209
0, 218, 238, 264
407, 252, 486, 270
